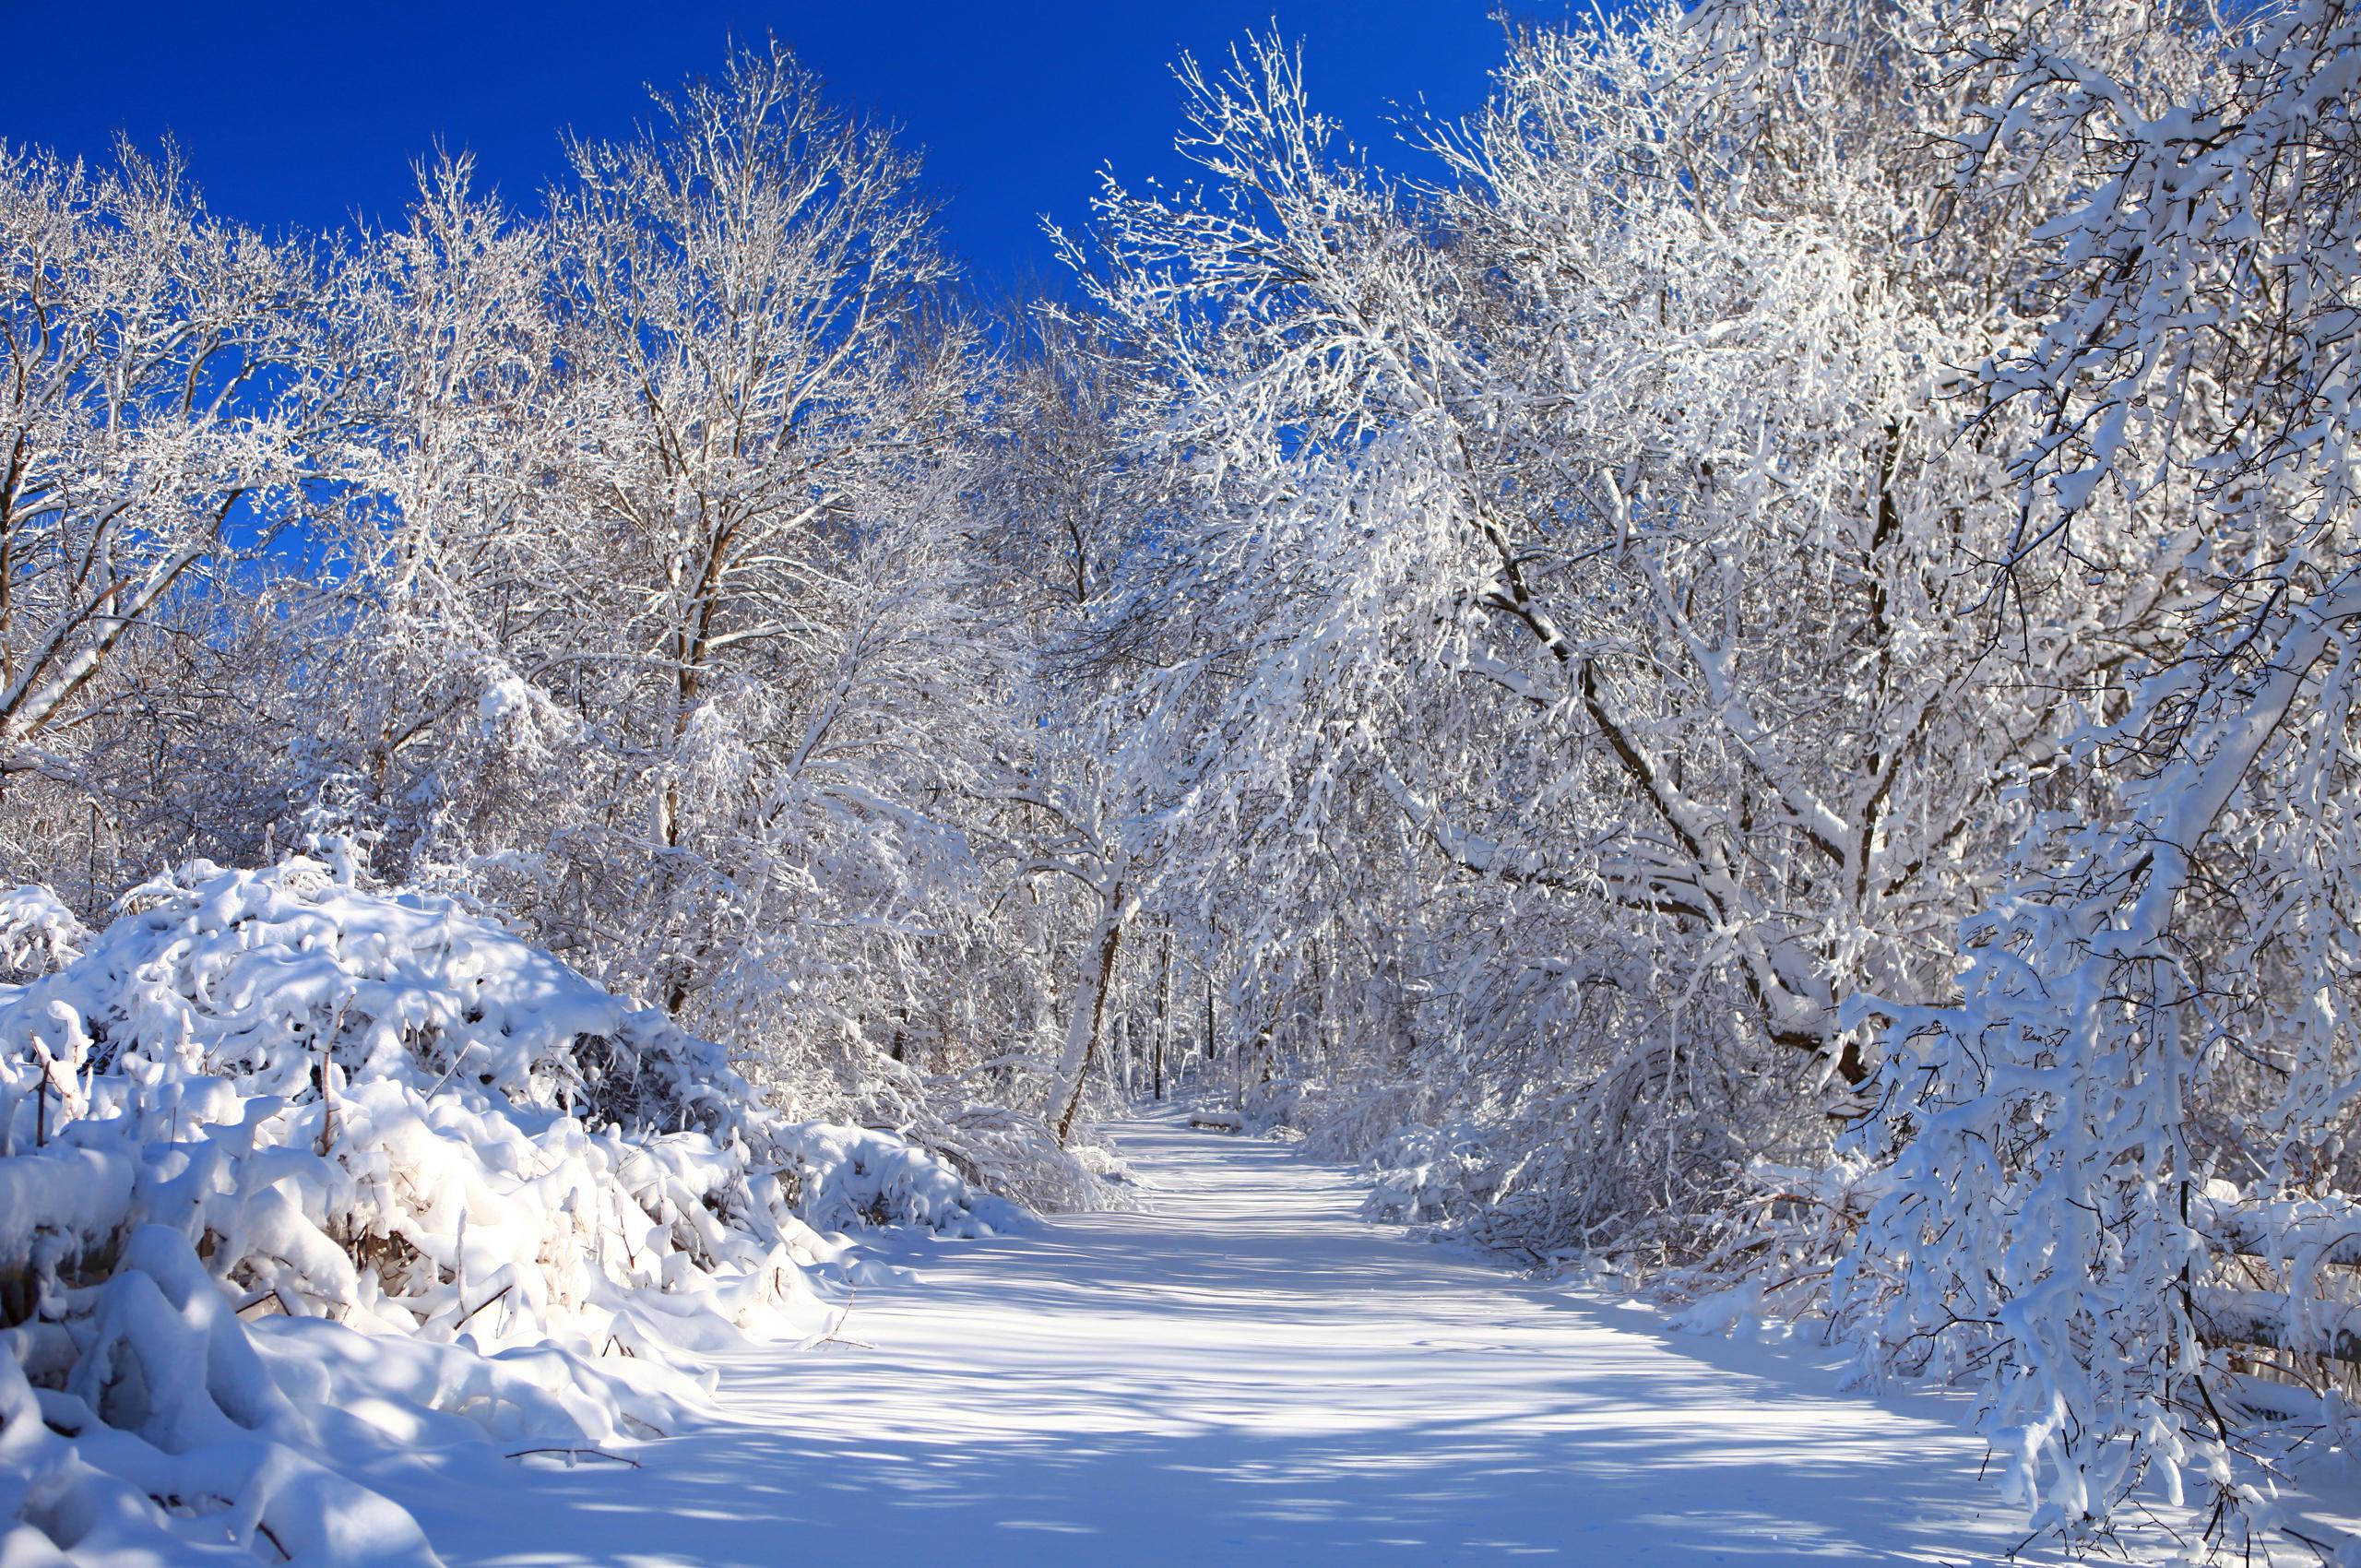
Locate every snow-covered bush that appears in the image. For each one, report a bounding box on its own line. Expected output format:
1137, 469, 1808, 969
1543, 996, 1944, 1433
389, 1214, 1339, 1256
0, 856, 1018, 1564
872, 1096, 1133, 1216
1360, 1123, 1500, 1229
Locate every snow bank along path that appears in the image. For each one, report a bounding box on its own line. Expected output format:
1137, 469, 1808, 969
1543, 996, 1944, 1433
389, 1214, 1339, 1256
387, 1111, 2058, 1566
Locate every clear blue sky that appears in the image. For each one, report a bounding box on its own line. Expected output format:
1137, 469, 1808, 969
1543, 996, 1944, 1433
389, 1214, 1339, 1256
6, 2, 1548, 292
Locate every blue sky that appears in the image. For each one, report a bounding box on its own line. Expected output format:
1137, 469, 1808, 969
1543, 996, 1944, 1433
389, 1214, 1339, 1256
8, 2, 1536, 291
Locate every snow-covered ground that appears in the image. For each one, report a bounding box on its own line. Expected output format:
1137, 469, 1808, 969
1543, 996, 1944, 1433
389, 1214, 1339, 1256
369, 1110, 2345, 1567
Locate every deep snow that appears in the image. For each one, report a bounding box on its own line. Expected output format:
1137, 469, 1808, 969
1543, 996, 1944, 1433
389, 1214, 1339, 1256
362, 1109, 2352, 1567
0, 861, 1025, 1566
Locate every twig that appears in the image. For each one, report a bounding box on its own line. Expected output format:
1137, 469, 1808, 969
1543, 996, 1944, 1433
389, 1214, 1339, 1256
810, 1284, 875, 1350
504, 1445, 642, 1468
453, 1281, 513, 1334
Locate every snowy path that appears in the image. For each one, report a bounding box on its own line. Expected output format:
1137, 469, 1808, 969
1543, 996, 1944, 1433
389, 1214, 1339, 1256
386, 1111, 2057, 1566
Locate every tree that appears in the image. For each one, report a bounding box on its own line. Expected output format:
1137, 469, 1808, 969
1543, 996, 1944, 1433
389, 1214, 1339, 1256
0, 140, 329, 899
1841, 0, 2361, 1542
1061, 14, 2189, 1251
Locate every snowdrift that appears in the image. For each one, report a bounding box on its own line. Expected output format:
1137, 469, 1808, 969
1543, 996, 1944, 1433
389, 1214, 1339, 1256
0, 857, 1020, 1565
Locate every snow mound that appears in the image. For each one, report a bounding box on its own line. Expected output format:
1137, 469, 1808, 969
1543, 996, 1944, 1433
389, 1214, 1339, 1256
0, 856, 1017, 1564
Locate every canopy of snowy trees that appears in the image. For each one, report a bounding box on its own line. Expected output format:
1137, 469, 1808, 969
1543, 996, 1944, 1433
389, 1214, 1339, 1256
3, 0, 2357, 1558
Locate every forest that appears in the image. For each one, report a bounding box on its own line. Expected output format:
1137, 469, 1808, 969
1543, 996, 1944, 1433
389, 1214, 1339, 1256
3, 0, 2358, 1562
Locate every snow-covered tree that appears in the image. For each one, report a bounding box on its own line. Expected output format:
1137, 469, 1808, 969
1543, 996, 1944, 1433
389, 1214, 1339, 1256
1057, 11, 2188, 1251
1837, 0, 2361, 1543
0, 140, 332, 902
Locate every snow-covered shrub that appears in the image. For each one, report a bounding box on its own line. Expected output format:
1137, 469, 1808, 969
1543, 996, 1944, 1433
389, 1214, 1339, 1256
1360, 1123, 1500, 1229
1655, 1158, 1886, 1326
830, 1051, 1133, 1214
0, 887, 86, 983
1, 1227, 445, 1567
0, 855, 1017, 1564
901, 1101, 1133, 1215
771, 1120, 1026, 1235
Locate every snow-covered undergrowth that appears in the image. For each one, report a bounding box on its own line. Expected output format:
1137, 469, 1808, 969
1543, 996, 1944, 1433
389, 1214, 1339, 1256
1356, 1123, 1498, 1230
834, 1065, 1136, 1217
0, 856, 1019, 1565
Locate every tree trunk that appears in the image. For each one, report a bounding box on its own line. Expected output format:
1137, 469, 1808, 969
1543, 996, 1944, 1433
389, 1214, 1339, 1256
1050, 877, 1130, 1146
1154, 920, 1171, 1101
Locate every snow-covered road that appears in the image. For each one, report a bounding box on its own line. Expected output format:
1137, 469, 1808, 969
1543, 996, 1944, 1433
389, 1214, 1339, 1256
386, 1111, 2058, 1566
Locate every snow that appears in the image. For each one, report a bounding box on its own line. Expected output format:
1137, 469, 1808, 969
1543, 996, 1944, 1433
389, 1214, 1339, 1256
373, 1113, 2345, 1565
1, 7, 2354, 1558
0, 857, 1022, 1565
10, 860, 2356, 1563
